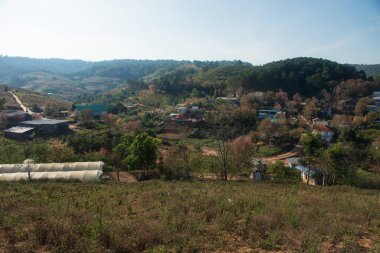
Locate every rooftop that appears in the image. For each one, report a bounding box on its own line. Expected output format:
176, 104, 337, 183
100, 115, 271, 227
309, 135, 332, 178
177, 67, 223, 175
6, 111, 28, 117
20, 119, 68, 125
313, 124, 333, 133
3, 126, 35, 133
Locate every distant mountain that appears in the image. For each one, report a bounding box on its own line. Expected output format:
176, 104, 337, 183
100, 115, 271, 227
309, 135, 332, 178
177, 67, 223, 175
353, 64, 380, 78
0, 56, 249, 100
0, 56, 376, 101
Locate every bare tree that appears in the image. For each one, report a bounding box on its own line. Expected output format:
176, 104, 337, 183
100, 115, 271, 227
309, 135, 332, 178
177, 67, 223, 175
207, 112, 240, 180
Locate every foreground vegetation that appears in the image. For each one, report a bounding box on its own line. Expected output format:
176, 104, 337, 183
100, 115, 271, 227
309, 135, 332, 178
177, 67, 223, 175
0, 181, 379, 252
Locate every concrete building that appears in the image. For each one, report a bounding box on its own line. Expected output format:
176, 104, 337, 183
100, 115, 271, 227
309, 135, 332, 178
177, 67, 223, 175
19, 119, 69, 135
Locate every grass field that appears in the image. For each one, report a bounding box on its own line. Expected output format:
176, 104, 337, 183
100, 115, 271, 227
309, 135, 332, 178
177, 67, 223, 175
0, 181, 379, 253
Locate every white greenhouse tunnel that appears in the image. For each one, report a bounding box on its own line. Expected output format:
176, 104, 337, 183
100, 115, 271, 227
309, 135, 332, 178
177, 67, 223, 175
0, 161, 104, 182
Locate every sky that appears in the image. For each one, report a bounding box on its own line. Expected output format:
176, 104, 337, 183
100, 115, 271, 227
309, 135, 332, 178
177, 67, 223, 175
0, 0, 379, 64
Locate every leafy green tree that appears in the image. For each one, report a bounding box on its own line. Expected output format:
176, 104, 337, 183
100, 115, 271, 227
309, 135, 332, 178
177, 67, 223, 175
301, 132, 326, 185
320, 142, 355, 185
338, 128, 371, 169
25, 142, 51, 163
190, 88, 199, 98
267, 160, 300, 181
115, 133, 161, 176
0, 137, 24, 163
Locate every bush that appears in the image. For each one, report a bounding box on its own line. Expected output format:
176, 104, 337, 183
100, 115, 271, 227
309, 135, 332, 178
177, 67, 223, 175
267, 161, 300, 181
258, 145, 281, 157
354, 170, 380, 189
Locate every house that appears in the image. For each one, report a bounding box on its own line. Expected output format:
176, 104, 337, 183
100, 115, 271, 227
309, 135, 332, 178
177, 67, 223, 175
313, 124, 334, 142
294, 165, 324, 186
216, 97, 239, 105
284, 157, 300, 168
257, 109, 281, 120
177, 106, 188, 114
3, 126, 35, 140
19, 119, 69, 135
367, 91, 380, 112
74, 104, 108, 118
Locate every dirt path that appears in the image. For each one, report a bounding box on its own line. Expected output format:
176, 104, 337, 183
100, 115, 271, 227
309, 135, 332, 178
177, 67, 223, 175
102, 172, 138, 183
262, 145, 302, 162
9, 91, 29, 113
9, 91, 43, 118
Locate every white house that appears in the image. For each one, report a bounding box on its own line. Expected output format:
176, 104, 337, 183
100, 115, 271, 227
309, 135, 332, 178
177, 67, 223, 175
313, 124, 334, 142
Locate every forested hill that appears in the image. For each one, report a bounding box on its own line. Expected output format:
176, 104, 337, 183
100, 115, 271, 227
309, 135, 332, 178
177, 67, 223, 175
242, 57, 366, 97
0, 56, 376, 100
353, 64, 380, 79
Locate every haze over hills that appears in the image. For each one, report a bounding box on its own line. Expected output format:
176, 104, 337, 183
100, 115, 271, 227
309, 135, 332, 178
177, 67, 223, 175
0, 55, 379, 101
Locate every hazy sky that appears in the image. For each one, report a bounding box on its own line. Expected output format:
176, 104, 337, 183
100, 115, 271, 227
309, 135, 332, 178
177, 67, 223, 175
0, 0, 379, 64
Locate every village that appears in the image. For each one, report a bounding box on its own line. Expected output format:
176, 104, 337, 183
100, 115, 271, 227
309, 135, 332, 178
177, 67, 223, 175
1, 84, 380, 187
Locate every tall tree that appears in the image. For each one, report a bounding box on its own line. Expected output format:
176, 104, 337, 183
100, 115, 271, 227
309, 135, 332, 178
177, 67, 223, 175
320, 142, 355, 185
207, 111, 243, 180
301, 133, 326, 185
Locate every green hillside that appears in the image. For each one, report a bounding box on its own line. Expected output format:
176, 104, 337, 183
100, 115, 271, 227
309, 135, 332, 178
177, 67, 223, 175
0, 56, 376, 101
354, 64, 380, 79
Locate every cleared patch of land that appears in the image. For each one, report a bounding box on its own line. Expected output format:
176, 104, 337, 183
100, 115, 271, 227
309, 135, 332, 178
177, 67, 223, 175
0, 181, 379, 252
0, 86, 20, 110
14, 89, 72, 110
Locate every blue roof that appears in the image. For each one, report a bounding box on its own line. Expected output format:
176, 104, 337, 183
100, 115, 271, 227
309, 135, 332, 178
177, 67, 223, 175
294, 165, 323, 174
286, 157, 300, 165
258, 109, 280, 113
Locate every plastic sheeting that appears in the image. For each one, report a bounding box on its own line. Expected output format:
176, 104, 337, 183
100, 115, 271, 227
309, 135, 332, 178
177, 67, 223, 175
0, 161, 104, 182
0, 162, 104, 173
0, 170, 103, 182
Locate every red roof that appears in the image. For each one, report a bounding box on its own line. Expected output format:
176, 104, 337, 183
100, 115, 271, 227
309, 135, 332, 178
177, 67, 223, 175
313, 124, 333, 132
175, 114, 185, 119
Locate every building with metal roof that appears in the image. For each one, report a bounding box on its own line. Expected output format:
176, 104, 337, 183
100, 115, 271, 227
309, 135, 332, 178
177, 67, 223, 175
19, 119, 69, 135
3, 126, 35, 140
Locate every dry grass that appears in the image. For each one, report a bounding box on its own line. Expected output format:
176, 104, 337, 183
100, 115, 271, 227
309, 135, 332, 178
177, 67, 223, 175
0, 89, 20, 110
0, 181, 379, 252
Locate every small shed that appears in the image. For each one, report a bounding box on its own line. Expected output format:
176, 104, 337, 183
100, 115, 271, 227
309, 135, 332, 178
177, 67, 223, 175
251, 159, 267, 181
295, 165, 324, 186
3, 126, 35, 140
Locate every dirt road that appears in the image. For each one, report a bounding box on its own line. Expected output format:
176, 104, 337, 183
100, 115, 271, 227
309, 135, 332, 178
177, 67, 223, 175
262, 145, 302, 162
8, 91, 42, 118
